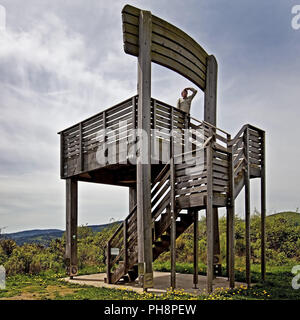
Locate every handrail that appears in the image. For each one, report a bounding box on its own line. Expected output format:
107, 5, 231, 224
107, 204, 137, 246
57, 96, 136, 134
173, 136, 212, 159
228, 124, 264, 147
228, 124, 248, 147
189, 116, 230, 136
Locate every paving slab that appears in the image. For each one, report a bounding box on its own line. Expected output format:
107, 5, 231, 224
63, 272, 246, 295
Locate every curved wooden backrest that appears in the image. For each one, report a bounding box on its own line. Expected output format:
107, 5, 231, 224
122, 4, 209, 91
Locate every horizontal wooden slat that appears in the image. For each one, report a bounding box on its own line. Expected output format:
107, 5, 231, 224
176, 184, 207, 196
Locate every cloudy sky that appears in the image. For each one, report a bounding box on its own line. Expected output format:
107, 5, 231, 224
0, 0, 299, 233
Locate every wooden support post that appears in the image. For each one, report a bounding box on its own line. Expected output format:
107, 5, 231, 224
106, 240, 111, 284
260, 131, 266, 281
226, 210, 229, 279
204, 55, 218, 127
206, 141, 214, 293
136, 9, 153, 290
228, 142, 235, 289
170, 106, 176, 289
226, 134, 231, 279
204, 55, 221, 283
123, 219, 128, 274
213, 208, 221, 277
66, 178, 78, 278
193, 209, 199, 288
170, 158, 176, 289
244, 127, 251, 287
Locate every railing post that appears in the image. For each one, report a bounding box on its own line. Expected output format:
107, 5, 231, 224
106, 240, 111, 284
244, 127, 251, 288
103, 111, 107, 165
79, 123, 84, 172
60, 133, 65, 178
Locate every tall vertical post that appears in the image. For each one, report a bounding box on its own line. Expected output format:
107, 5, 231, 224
170, 107, 176, 289
193, 209, 199, 289
244, 128, 251, 287
66, 178, 78, 278
206, 140, 214, 293
204, 55, 220, 282
204, 55, 218, 127
228, 142, 235, 289
213, 208, 221, 277
260, 131, 266, 281
226, 134, 231, 279
226, 209, 229, 278
106, 240, 111, 284
137, 10, 153, 290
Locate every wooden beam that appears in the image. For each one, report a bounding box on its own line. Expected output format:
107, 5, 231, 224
228, 143, 235, 289
66, 178, 78, 278
170, 107, 176, 289
204, 55, 219, 286
244, 127, 251, 287
123, 219, 128, 274
204, 55, 218, 127
260, 131, 266, 281
106, 240, 111, 284
213, 207, 221, 278
206, 141, 214, 293
193, 209, 199, 288
136, 9, 153, 290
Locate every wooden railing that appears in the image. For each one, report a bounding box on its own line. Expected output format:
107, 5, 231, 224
229, 124, 264, 181
59, 96, 137, 178
106, 204, 137, 284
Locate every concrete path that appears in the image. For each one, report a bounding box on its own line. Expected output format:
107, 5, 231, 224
64, 272, 246, 295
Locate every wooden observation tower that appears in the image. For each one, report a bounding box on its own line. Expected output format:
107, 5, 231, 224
58, 4, 266, 293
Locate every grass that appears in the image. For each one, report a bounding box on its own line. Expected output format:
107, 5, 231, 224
0, 263, 299, 300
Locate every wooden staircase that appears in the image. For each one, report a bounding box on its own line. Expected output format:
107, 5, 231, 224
105, 122, 265, 285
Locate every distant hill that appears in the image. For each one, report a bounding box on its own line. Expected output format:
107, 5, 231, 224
267, 211, 300, 225
2, 222, 120, 246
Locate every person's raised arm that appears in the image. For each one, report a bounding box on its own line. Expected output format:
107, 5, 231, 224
186, 87, 197, 99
